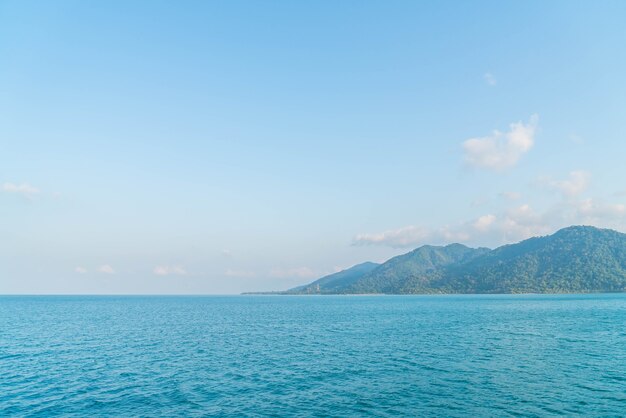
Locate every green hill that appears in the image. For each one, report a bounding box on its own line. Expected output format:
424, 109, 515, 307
281, 226, 626, 294
343, 243, 490, 294
433, 226, 626, 293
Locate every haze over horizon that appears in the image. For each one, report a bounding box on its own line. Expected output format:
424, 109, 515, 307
3, 1, 626, 294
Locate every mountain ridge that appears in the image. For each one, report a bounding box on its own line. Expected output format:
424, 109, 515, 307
249, 226, 626, 295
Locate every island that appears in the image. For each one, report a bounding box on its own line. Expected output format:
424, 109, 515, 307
246, 226, 626, 294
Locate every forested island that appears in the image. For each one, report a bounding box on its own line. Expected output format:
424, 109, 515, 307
249, 226, 626, 294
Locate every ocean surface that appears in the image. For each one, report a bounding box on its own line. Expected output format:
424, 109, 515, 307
1, 295, 625, 417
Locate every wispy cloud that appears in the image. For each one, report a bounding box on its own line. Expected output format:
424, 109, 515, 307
576, 198, 626, 221
353, 168, 626, 249
473, 214, 497, 231
153, 265, 187, 276
98, 265, 115, 274
484, 72, 497, 86
2, 182, 40, 199
462, 115, 538, 170
74, 266, 87, 274
352, 205, 551, 248
539, 170, 591, 198
353, 225, 471, 248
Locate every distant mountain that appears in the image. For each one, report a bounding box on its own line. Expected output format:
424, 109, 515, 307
272, 226, 626, 295
432, 226, 626, 294
343, 244, 490, 294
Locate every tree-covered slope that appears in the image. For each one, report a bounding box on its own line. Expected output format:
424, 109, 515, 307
282, 226, 626, 295
435, 226, 626, 293
344, 244, 490, 294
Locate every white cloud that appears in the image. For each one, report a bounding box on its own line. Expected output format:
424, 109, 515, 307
576, 198, 626, 220
541, 170, 590, 198
353, 226, 429, 248
2, 182, 40, 199
353, 225, 471, 248
98, 265, 115, 274
353, 198, 626, 249
74, 266, 87, 274
462, 115, 538, 170
354, 168, 626, 249
473, 214, 496, 232
359, 169, 607, 248
353, 204, 558, 248
498, 204, 554, 242
484, 72, 497, 86
269, 267, 317, 279
153, 265, 187, 276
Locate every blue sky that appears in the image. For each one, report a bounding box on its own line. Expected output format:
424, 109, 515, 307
2, 0, 626, 293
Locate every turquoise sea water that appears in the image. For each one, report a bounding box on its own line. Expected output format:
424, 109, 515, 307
1, 295, 625, 417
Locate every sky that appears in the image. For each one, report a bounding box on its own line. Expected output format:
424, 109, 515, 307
2, 0, 626, 294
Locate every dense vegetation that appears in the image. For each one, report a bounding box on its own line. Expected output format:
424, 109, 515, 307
283, 226, 626, 294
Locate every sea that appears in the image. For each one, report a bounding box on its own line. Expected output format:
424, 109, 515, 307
1, 294, 625, 417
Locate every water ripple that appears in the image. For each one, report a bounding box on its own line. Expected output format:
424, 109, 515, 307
1, 294, 626, 416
